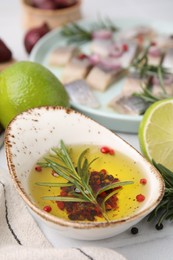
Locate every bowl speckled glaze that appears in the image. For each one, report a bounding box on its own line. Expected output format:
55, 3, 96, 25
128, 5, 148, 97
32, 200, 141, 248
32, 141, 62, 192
5, 106, 165, 240
0, 132, 4, 148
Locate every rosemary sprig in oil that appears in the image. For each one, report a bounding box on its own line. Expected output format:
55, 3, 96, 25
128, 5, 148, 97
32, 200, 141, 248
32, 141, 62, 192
37, 140, 133, 221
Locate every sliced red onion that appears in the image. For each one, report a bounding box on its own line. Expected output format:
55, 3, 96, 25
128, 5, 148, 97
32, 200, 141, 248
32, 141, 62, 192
148, 46, 161, 57
89, 54, 101, 65
109, 43, 124, 58
92, 29, 113, 40
109, 49, 123, 58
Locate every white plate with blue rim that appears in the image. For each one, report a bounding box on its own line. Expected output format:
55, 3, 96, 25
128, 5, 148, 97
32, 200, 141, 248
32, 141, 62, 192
29, 18, 173, 133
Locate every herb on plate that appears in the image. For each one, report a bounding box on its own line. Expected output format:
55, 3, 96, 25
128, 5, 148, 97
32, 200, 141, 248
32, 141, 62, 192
36, 140, 133, 222
60, 17, 119, 44
131, 45, 172, 105
148, 161, 173, 230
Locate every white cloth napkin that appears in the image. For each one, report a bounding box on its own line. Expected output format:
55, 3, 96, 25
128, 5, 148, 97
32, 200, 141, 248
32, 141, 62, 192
0, 166, 126, 260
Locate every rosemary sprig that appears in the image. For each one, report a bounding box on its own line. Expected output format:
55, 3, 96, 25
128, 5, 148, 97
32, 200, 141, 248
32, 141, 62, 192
37, 140, 133, 221
148, 161, 173, 228
131, 45, 172, 105
60, 17, 118, 44
131, 45, 167, 78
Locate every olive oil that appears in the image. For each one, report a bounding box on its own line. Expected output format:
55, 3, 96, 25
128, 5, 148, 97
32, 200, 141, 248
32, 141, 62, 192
28, 144, 148, 222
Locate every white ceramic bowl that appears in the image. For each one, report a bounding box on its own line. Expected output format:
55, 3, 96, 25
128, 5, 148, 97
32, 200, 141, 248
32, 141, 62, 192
0, 132, 4, 148
5, 106, 164, 240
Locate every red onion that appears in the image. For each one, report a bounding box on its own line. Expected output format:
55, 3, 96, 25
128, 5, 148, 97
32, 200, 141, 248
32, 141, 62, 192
24, 23, 50, 54
30, 0, 57, 9
0, 39, 12, 62
92, 29, 113, 40
89, 54, 101, 65
109, 43, 124, 58
148, 46, 162, 57
54, 0, 78, 8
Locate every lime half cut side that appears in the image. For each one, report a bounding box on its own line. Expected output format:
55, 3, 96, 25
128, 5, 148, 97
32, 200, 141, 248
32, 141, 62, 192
139, 98, 173, 172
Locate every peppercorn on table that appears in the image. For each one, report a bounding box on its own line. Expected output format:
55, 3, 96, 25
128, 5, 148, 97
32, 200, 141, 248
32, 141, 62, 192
1, 1, 173, 260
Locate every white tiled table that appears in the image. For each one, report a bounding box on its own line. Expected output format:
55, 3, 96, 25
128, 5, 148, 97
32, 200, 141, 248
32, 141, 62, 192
1, 1, 173, 259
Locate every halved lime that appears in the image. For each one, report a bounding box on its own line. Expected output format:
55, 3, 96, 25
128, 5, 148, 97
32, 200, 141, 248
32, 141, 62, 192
139, 98, 173, 171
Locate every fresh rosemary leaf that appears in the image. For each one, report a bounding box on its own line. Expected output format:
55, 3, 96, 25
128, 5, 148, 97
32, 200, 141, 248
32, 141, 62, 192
148, 161, 173, 227
36, 182, 73, 187
101, 189, 119, 212
41, 159, 78, 184
96, 181, 134, 197
42, 196, 89, 203
59, 140, 77, 174
77, 148, 89, 178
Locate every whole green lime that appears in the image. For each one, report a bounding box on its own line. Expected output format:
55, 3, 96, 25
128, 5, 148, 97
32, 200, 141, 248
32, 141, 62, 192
0, 61, 69, 128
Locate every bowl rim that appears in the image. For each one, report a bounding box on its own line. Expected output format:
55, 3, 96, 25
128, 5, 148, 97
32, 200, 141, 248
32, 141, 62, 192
5, 106, 165, 229
21, 0, 82, 15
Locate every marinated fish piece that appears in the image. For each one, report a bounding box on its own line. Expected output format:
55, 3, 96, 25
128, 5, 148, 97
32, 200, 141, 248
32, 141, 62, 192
152, 35, 173, 51
152, 84, 173, 97
152, 74, 173, 97
122, 76, 144, 96
162, 48, 173, 73
86, 63, 124, 92
49, 46, 79, 66
109, 94, 150, 115
90, 39, 113, 57
62, 54, 92, 84
65, 79, 100, 108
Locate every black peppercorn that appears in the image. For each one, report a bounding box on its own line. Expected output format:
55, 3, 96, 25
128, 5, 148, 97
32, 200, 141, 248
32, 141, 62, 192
155, 223, 163, 230
131, 227, 138, 235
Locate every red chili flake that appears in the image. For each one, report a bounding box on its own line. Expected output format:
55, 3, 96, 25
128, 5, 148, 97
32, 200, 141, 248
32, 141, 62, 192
99, 191, 107, 198
96, 179, 101, 185
100, 169, 107, 174
35, 165, 42, 172
57, 201, 65, 210
136, 194, 145, 202
109, 149, 115, 155
100, 146, 110, 154
78, 53, 88, 60
60, 191, 68, 196
43, 205, 52, 212
122, 44, 128, 52
140, 178, 147, 185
